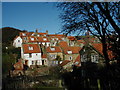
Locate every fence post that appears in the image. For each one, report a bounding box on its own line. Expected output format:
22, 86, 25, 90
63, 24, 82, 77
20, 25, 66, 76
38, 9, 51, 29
97, 79, 101, 90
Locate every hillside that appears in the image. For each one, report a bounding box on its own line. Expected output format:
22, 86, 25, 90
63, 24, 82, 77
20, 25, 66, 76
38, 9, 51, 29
2, 27, 22, 44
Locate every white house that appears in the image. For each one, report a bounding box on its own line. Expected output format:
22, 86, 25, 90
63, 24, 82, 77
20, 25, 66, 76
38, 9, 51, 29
21, 44, 42, 67
13, 36, 22, 48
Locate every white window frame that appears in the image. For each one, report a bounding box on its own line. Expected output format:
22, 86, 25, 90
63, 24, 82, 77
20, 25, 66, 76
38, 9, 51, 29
91, 54, 99, 63
81, 54, 87, 62
51, 47, 55, 51
22, 33, 26, 36
67, 51, 72, 54
43, 38, 47, 41
31, 38, 34, 41
50, 54, 56, 59
28, 46, 33, 50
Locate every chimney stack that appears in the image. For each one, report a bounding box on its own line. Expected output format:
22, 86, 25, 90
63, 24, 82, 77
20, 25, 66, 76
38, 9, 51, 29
46, 30, 48, 34
36, 29, 38, 33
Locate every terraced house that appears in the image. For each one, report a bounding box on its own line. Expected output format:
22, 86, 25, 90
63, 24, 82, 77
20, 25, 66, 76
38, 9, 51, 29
13, 29, 115, 70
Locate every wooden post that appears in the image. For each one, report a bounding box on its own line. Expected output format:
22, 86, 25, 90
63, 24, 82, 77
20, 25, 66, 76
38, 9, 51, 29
97, 79, 101, 90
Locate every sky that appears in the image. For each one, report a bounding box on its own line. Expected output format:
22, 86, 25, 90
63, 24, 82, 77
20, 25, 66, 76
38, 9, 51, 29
2, 2, 63, 34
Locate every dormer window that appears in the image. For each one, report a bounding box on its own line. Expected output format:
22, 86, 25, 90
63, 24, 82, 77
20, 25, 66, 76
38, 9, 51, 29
31, 38, 34, 41
22, 33, 26, 36
37, 35, 40, 37
44, 34, 46, 36
51, 47, 55, 51
67, 51, 72, 54
43, 38, 47, 41
62, 38, 65, 41
52, 38, 54, 40
28, 46, 33, 50
56, 38, 58, 40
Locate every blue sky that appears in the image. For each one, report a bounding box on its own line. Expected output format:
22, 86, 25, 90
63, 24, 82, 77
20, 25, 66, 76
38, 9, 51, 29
2, 2, 62, 34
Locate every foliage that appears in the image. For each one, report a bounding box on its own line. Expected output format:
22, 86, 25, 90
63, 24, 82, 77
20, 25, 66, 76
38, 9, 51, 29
49, 66, 63, 79
2, 42, 21, 76
2, 27, 22, 45
62, 63, 120, 90
2, 53, 16, 75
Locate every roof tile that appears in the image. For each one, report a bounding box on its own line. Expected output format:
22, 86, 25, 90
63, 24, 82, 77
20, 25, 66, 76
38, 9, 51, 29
23, 44, 41, 53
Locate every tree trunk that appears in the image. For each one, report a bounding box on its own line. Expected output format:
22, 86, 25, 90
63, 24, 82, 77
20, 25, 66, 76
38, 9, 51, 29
102, 40, 110, 68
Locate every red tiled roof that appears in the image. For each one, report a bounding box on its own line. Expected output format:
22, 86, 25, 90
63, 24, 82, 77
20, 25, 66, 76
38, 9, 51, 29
19, 32, 34, 37
63, 47, 82, 54
23, 44, 41, 53
92, 43, 103, 55
60, 60, 71, 66
14, 60, 23, 70
77, 40, 85, 43
38, 33, 47, 35
77, 40, 85, 45
37, 37, 49, 42
46, 46, 62, 53
108, 50, 115, 60
67, 36, 76, 41
59, 41, 68, 48
91, 43, 115, 60
27, 36, 38, 42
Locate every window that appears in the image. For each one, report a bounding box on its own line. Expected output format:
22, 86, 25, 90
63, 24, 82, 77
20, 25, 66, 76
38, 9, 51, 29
36, 54, 38, 56
52, 38, 54, 40
75, 62, 79, 65
18, 40, 20, 42
56, 38, 58, 40
31, 38, 34, 41
51, 47, 55, 51
62, 38, 65, 41
50, 54, 56, 59
22, 33, 26, 36
81, 54, 87, 62
70, 42, 74, 46
32, 61, 34, 65
29, 53, 32, 58
28, 47, 33, 50
67, 51, 72, 54
43, 38, 47, 41
69, 56, 72, 60
91, 54, 99, 63
44, 34, 46, 36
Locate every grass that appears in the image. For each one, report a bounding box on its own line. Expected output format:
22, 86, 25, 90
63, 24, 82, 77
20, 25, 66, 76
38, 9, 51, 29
35, 87, 65, 90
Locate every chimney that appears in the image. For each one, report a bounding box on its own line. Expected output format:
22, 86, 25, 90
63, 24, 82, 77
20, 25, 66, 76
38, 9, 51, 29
36, 29, 38, 33
46, 30, 48, 34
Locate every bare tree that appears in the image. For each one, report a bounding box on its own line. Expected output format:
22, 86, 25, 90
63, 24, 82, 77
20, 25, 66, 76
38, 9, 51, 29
57, 2, 120, 68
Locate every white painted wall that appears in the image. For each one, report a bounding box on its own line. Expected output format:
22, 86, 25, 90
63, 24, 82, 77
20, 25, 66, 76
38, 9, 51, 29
13, 36, 22, 47
23, 53, 42, 67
